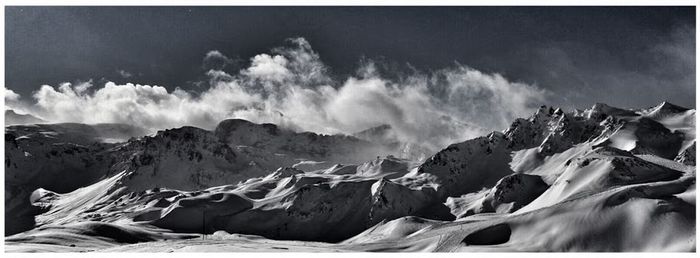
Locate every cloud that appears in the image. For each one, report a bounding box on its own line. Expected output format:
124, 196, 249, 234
5, 88, 20, 102
11, 38, 549, 153
4, 87, 33, 114
117, 69, 133, 78
73, 80, 94, 94
203, 50, 233, 71
243, 54, 291, 84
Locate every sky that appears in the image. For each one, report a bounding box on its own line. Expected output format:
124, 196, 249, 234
3, 6, 696, 150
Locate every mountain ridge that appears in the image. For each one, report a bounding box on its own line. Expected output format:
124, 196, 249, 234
4, 101, 696, 251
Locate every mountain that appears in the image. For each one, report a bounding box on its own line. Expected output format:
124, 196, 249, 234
352, 124, 432, 161
4, 122, 151, 235
5, 109, 45, 125
4, 101, 696, 252
215, 119, 394, 166
4, 119, 402, 236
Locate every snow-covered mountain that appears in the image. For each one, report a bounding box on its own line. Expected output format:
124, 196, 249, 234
4, 101, 696, 252
352, 124, 433, 161
215, 119, 396, 166
5, 122, 150, 235
4, 119, 403, 236
5, 109, 45, 126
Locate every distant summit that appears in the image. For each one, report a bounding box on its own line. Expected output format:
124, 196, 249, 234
5, 109, 45, 125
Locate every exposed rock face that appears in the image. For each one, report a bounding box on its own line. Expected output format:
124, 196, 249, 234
675, 142, 696, 166
503, 104, 621, 155
111, 126, 257, 192
416, 132, 514, 198
629, 118, 684, 159
486, 174, 549, 213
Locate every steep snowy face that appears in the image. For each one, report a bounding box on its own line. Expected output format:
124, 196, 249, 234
623, 117, 685, 159
215, 119, 393, 165
110, 126, 264, 192
5, 125, 120, 235
640, 101, 696, 155
501, 102, 693, 159
584, 103, 639, 120
642, 101, 692, 120
415, 132, 514, 198
368, 178, 453, 225
446, 173, 549, 218
5, 125, 117, 192
590, 102, 694, 161
503, 104, 623, 155
4, 123, 163, 235
675, 142, 696, 166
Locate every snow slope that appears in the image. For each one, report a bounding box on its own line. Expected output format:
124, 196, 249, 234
5, 123, 148, 235
4, 101, 695, 252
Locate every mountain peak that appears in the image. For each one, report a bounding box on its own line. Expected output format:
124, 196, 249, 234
5, 109, 45, 126
650, 101, 690, 114
584, 102, 637, 120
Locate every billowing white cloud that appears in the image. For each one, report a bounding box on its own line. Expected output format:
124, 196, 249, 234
243, 54, 291, 84
441, 66, 549, 131
5, 87, 32, 114
9, 37, 550, 153
5, 88, 20, 102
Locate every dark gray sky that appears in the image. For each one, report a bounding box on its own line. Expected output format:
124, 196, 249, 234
5, 6, 696, 109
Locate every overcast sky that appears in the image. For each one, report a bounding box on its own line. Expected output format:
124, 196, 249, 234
3, 6, 696, 146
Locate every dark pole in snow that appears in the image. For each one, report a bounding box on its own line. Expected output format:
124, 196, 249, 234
202, 207, 206, 240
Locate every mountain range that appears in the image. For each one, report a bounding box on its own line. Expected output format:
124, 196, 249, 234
4, 101, 696, 252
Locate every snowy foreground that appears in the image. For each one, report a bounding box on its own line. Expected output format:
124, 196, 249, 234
4, 102, 696, 252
